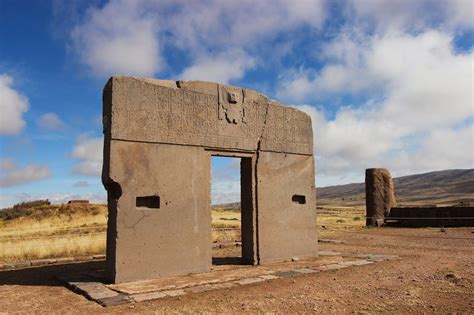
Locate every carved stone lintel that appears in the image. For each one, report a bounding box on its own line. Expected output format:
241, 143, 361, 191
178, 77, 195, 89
219, 85, 244, 124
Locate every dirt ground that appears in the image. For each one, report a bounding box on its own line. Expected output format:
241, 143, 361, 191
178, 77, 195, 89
0, 226, 472, 314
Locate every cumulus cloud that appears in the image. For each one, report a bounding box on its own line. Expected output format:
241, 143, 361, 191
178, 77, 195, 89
0, 158, 51, 187
0, 74, 29, 135
71, 134, 103, 176
388, 124, 474, 174
284, 30, 474, 186
279, 31, 472, 105
68, 0, 326, 79
163, 0, 326, 49
180, 50, 256, 84
71, 0, 162, 77
36, 112, 65, 130
296, 105, 474, 186
211, 157, 241, 205
346, 0, 474, 33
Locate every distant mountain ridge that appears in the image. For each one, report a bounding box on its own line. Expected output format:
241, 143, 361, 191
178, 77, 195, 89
212, 202, 240, 210
317, 169, 474, 206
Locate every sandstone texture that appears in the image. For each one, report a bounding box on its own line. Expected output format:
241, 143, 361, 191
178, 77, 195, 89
102, 77, 317, 283
365, 168, 396, 226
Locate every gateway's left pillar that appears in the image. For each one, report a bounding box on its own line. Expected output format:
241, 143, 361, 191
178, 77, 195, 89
102, 77, 212, 283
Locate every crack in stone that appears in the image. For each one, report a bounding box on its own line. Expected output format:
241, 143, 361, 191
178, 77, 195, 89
125, 211, 155, 232
253, 100, 270, 264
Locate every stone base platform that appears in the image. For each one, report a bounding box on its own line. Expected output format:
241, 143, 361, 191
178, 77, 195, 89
58, 251, 399, 307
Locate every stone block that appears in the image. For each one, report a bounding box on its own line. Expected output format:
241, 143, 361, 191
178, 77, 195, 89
131, 291, 167, 302
365, 168, 396, 226
236, 277, 265, 285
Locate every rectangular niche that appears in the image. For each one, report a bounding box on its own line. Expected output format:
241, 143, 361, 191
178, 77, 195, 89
292, 195, 306, 205
136, 196, 160, 209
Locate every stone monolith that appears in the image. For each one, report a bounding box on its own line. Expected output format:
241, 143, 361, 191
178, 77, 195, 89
365, 168, 396, 226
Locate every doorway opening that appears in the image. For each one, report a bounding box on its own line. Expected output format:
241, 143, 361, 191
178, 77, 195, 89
211, 155, 254, 266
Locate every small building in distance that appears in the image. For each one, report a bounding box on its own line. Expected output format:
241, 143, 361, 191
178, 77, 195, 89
67, 200, 89, 205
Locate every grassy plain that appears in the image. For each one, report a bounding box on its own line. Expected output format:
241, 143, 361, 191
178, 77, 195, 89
0, 204, 107, 261
0, 203, 243, 262
0, 201, 369, 261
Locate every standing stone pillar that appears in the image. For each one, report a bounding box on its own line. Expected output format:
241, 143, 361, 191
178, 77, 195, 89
365, 168, 396, 226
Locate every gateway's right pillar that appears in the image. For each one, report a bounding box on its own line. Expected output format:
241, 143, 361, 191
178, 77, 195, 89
256, 102, 317, 263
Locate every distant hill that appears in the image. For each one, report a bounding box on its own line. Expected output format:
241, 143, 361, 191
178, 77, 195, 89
212, 202, 241, 211
317, 169, 474, 207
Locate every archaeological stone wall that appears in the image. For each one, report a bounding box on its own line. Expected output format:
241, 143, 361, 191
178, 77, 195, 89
102, 77, 317, 283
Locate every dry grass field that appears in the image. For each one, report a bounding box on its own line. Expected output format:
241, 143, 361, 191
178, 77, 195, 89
0, 200, 367, 262
0, 202, 243, 262
316, 206, 365, 230
0, 202, 107, 261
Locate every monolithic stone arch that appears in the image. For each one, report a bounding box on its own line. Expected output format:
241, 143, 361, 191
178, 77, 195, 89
102, 77, 317, 283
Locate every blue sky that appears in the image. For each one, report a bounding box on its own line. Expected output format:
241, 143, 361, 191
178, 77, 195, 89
0, 0, 473, 207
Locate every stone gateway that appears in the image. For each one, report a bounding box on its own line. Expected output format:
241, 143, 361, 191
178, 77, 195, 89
102, 77, 317, 283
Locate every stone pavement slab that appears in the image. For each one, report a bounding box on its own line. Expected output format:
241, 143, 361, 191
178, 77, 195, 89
61, 252, 398, 307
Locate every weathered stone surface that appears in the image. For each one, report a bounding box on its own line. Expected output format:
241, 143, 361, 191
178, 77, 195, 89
162, 289, 186, 297
388, 206, 474, 227
316, 250, 342, 256
273, 270, 301, 277
3, 261, 31, 269
236, 277, 265, 285
211, 282, 236, 289
131, 291, 167, 302
365, 168, 396, 226
98, 295, 130, 307
67, 281, 120, 301
102, 76, 317, 283
257, 151, 317, 263
61, 252, 395, 306
185, 285, 214, 293
294, 268, 319, 274
259, 274, 280, 280
104, 77, 313, 155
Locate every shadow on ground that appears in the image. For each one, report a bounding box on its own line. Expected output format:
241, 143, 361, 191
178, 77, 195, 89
212, 256, 244, 266
0, 261, 105, 286
0, 256, 246, 287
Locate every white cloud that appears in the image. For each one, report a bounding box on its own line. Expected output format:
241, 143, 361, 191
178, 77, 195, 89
297, 105, 474, 186
0, 74, 29, 135
36, 112, 65, 130
286, 30, 473, 186
388, 124, 474, 174
165, 0, 326, 49
71, 0, 162, 77
279, 30, 473, 104
212, 181, 241, 205
211, 157, 241, 204
180, 50, 256, 84
443, 0, 474, 29
347, 0, 474, 33
68, 0, 471, 82
0, 192, 106, 209
68, 0, 326, 79
71, 134, 103, 176
0, 158, 51, 187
